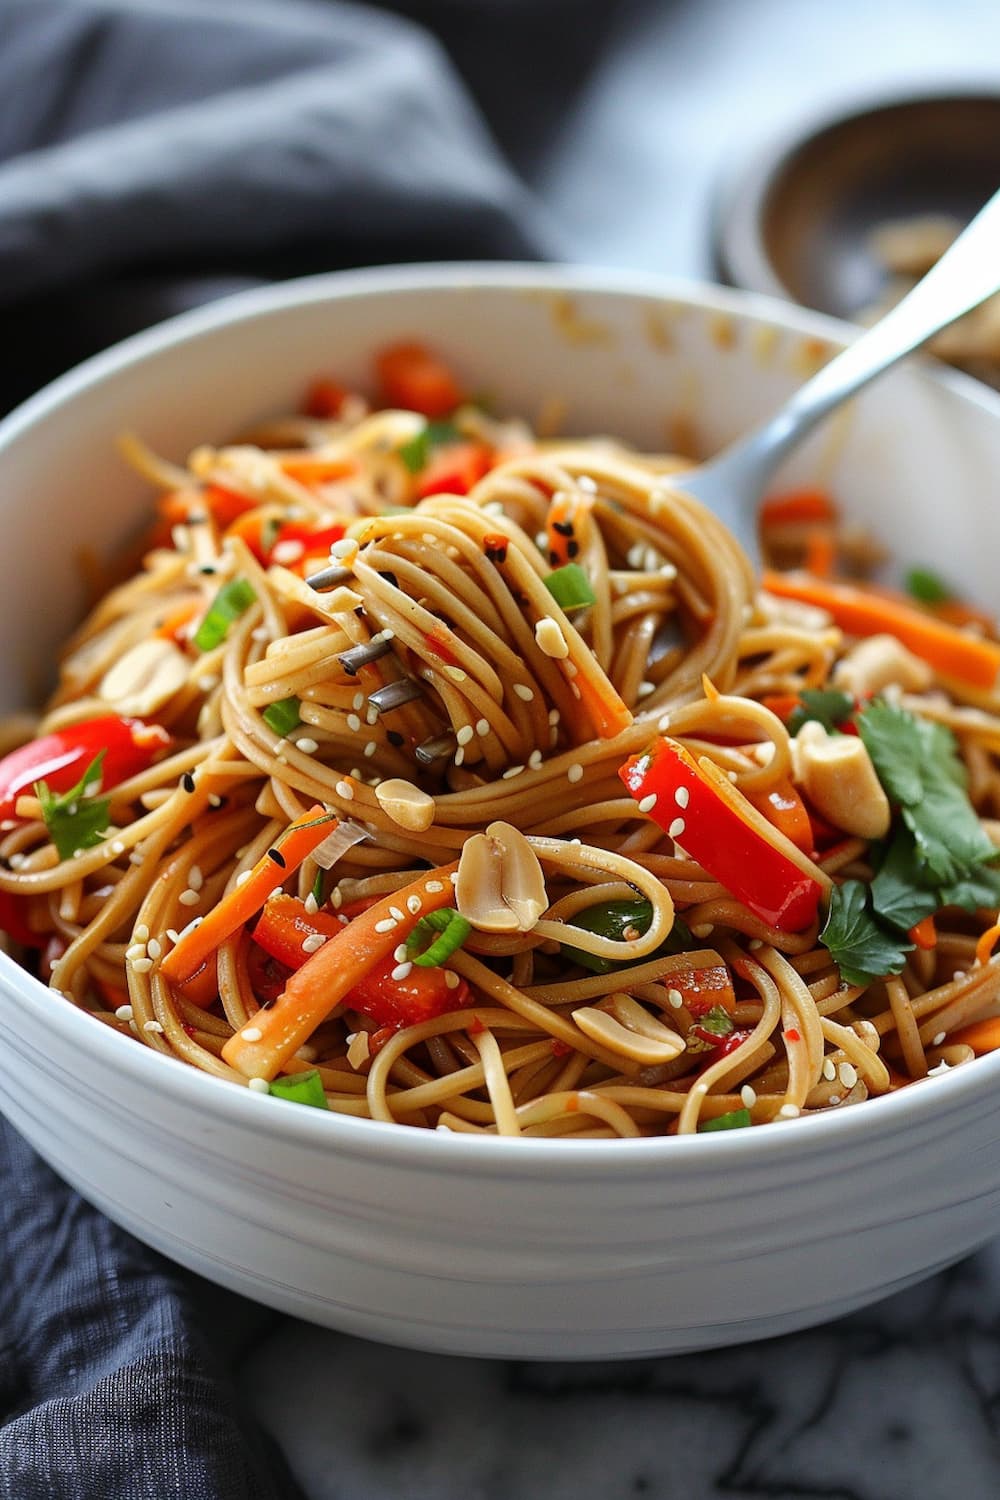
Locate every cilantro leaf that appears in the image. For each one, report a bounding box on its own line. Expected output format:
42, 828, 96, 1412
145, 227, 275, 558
939, 860, 1000, 913
787, 688, 854, 736
905, 567, 952, 605
858, 700, 995, 885
35, 751, 111, 862
397, 420, 462, 473
820, 880, 912, 987
870, 829, 939, 933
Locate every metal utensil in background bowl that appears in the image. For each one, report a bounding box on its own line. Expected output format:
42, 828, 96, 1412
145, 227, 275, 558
2, 264, 1000, 1360
713, 91, 1000, 319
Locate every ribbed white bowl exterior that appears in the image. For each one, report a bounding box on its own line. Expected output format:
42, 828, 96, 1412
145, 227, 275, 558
2, 266, 1000, 1357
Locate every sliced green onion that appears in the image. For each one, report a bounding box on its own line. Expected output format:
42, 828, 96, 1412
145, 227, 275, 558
262, 696, 301, 737
268, 1069, 328, 1110
698, 1108, 752, 1133
260, 516, 282, 555
559, 900, 692, 975
905, 566, 952, 605
697, 1004, 734, 1037
311, 869, 325, 907
406, 908, 471, 967
397, 420, 461, 474
543, 562, 596, 611
194, 577, 257, 652
35, 751, 111, 861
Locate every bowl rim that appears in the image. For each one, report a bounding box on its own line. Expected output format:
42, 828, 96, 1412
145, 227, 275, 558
712, 83, 1000, 303
3, 257, 1000, 1177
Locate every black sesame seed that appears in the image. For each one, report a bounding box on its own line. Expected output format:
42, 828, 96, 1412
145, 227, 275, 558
552, 520, 574, 537
267, 848, 287, 868
182, 773, 196, 793
548, 550, 560, 566
567, 539, 580, 559
387, 730, 404, 747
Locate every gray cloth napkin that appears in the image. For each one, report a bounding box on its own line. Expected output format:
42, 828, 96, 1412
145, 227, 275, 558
0, 0, 557, 1494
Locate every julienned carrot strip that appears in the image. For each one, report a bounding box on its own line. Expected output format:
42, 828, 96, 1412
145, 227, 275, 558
803, 528, 836, 579
948, 1016, 1000, 1055
759, 489, 837, 528
222, 862, 460, 1079
748, 779, 814, 854
975, 920, 1000, 968
155, 599, 200, 642
908, 915, 938, 951
762, 570, 1000, 690
572, 665, 633, 740
160, 804, 335, 990
279, 456, 357, 485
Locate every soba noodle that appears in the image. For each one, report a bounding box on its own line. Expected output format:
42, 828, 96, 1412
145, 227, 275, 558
3, 360, 999, 1138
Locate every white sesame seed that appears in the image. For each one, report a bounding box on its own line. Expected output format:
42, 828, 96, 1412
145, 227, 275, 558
143, 1019, 164, 1033
564, 660, 578, 676
502, 765, 525, 779
637, 681, 656, 698
130, 957, 154, 974
335, 780, 355, 801
331, 886, 343, 909
690, 922, 714, 938
197, 675, 219, 693
394, 943, 409, 963
748, 939, 762, 950
347, 714, 361, 732
389, 906, 405, 922
235, 870, 252, 887
456, 725, 474, 747
146, 938, 162, 961
627, 542, 645, 569
125, 942, 147, 962
374, 917, 398, 934
932, 1031, 947, 1047
657, 713, 672, 731
251, 625, 270, 642
0, 819, 15, 831
667, 988, 684, 1008
822, 1057, 836, 1081
578, 475, 598, 494
115, 1004, 134, 1022
352, 691, 364, 711
304, 892, 319, 915
179, 889, 200, 906
111, 840, 126, 856
129, 851, 145, 866
740, 1085, 757, 1109
828, 1094, 841, 1105
297, 737, 319, 754
535, 531, 548, 549
449, 871, 459, 885
242, 1026, 263, 1042
638, 794, 657, 814
454, 747, 465, 767
301, 933, 326, 954
406, 894, 422, 915
426, 880, 444, 894
188, 865, 204, 892
668, 817, 686, 839
660, 562, 678, 581
391, 962, 413, 981
272, 538, 305, 565
674, 786, 690, 809
548, 708, 560, 725
445, 666, 467, 682
248, 1077, 270, 1094
364, 740, 377, 758
366, 706, 379, 726
778, 1103, 800, 1119
567, 763, 584, 784
444, 970, 461, 989
513, 683, 534, 701
839, 1062, 858, 1089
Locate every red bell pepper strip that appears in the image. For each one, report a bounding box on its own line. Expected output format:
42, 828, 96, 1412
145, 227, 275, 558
619, 737, 828, 931
376, 342, 465, 418
0, 716, 171, 824
303, 377, 351, 419
253, 892, 471, 1029
414, 442, 492, 499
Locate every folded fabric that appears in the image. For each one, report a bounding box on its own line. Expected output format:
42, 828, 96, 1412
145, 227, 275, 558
0, 1, 554, 1493
0, 0, 559, 410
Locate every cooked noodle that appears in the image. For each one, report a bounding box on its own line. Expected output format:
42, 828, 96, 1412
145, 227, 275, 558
4, 360, 1000, 1138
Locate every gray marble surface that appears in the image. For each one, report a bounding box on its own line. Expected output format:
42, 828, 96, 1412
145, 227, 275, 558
239, 2, 1000, 1495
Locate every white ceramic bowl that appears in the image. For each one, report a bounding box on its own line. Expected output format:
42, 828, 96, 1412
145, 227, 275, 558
3, 264, 1000, 1360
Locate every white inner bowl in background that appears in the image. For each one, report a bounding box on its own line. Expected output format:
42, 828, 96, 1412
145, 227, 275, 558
2, 264, 1000, 1359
